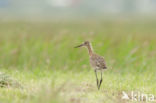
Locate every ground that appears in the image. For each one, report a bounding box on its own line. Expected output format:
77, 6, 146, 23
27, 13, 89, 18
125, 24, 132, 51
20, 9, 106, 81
0, 20, 155, 103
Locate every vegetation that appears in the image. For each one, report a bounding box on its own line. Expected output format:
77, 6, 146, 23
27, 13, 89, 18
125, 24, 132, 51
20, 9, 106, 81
0, 20, 156, 103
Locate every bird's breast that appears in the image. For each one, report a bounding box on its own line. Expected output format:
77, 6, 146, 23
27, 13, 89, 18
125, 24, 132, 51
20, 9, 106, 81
89, 58, 97, 68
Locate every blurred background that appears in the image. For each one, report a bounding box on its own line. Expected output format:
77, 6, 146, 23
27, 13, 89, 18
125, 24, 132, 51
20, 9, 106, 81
0, 0, 156, 21
0, 0, 156, 71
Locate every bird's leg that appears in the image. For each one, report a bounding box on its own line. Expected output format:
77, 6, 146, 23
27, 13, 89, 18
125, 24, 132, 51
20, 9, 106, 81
94, 70, 99, 90
98, 71, 103, 90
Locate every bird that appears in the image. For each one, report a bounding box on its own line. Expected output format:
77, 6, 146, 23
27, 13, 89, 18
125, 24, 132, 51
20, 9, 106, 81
75, 41, 107, 90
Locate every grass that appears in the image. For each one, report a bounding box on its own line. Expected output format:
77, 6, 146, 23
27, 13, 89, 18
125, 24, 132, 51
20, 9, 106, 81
0, 19, 156, 103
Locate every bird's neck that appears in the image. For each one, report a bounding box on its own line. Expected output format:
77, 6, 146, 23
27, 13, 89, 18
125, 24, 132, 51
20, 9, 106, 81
87, 44, 94, 56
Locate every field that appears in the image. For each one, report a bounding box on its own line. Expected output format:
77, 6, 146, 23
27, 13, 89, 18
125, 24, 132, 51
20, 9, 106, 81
0, 20, 156, 103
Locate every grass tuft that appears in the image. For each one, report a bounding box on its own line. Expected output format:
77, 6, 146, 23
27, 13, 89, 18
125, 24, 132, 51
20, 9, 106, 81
0, 72, 22, 88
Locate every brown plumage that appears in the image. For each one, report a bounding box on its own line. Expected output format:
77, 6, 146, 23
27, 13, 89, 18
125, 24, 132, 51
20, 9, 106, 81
90, 54, 107, 70
75, 41, 107, 90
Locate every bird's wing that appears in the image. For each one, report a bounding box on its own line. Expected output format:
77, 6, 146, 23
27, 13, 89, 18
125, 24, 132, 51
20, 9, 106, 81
95, 55, 107, 69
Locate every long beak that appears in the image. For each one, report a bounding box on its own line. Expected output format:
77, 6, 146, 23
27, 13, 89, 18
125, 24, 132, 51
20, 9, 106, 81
74, 44, 84, 48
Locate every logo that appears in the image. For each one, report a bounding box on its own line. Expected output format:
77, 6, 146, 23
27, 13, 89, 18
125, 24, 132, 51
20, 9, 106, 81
122, 91, 155, 102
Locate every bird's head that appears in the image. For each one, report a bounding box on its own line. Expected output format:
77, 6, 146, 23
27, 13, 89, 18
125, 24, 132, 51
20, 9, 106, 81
75, 41, 90, 48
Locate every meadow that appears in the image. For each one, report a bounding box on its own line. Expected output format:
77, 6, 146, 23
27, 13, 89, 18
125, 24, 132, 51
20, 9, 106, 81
0, 19, 156, 103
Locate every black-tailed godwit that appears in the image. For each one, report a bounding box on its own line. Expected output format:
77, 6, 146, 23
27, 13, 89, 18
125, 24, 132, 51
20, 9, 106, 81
75, 41, 107, 90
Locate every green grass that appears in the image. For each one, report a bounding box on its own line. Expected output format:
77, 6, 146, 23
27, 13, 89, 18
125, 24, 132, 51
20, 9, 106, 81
0, 20, 156, 103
